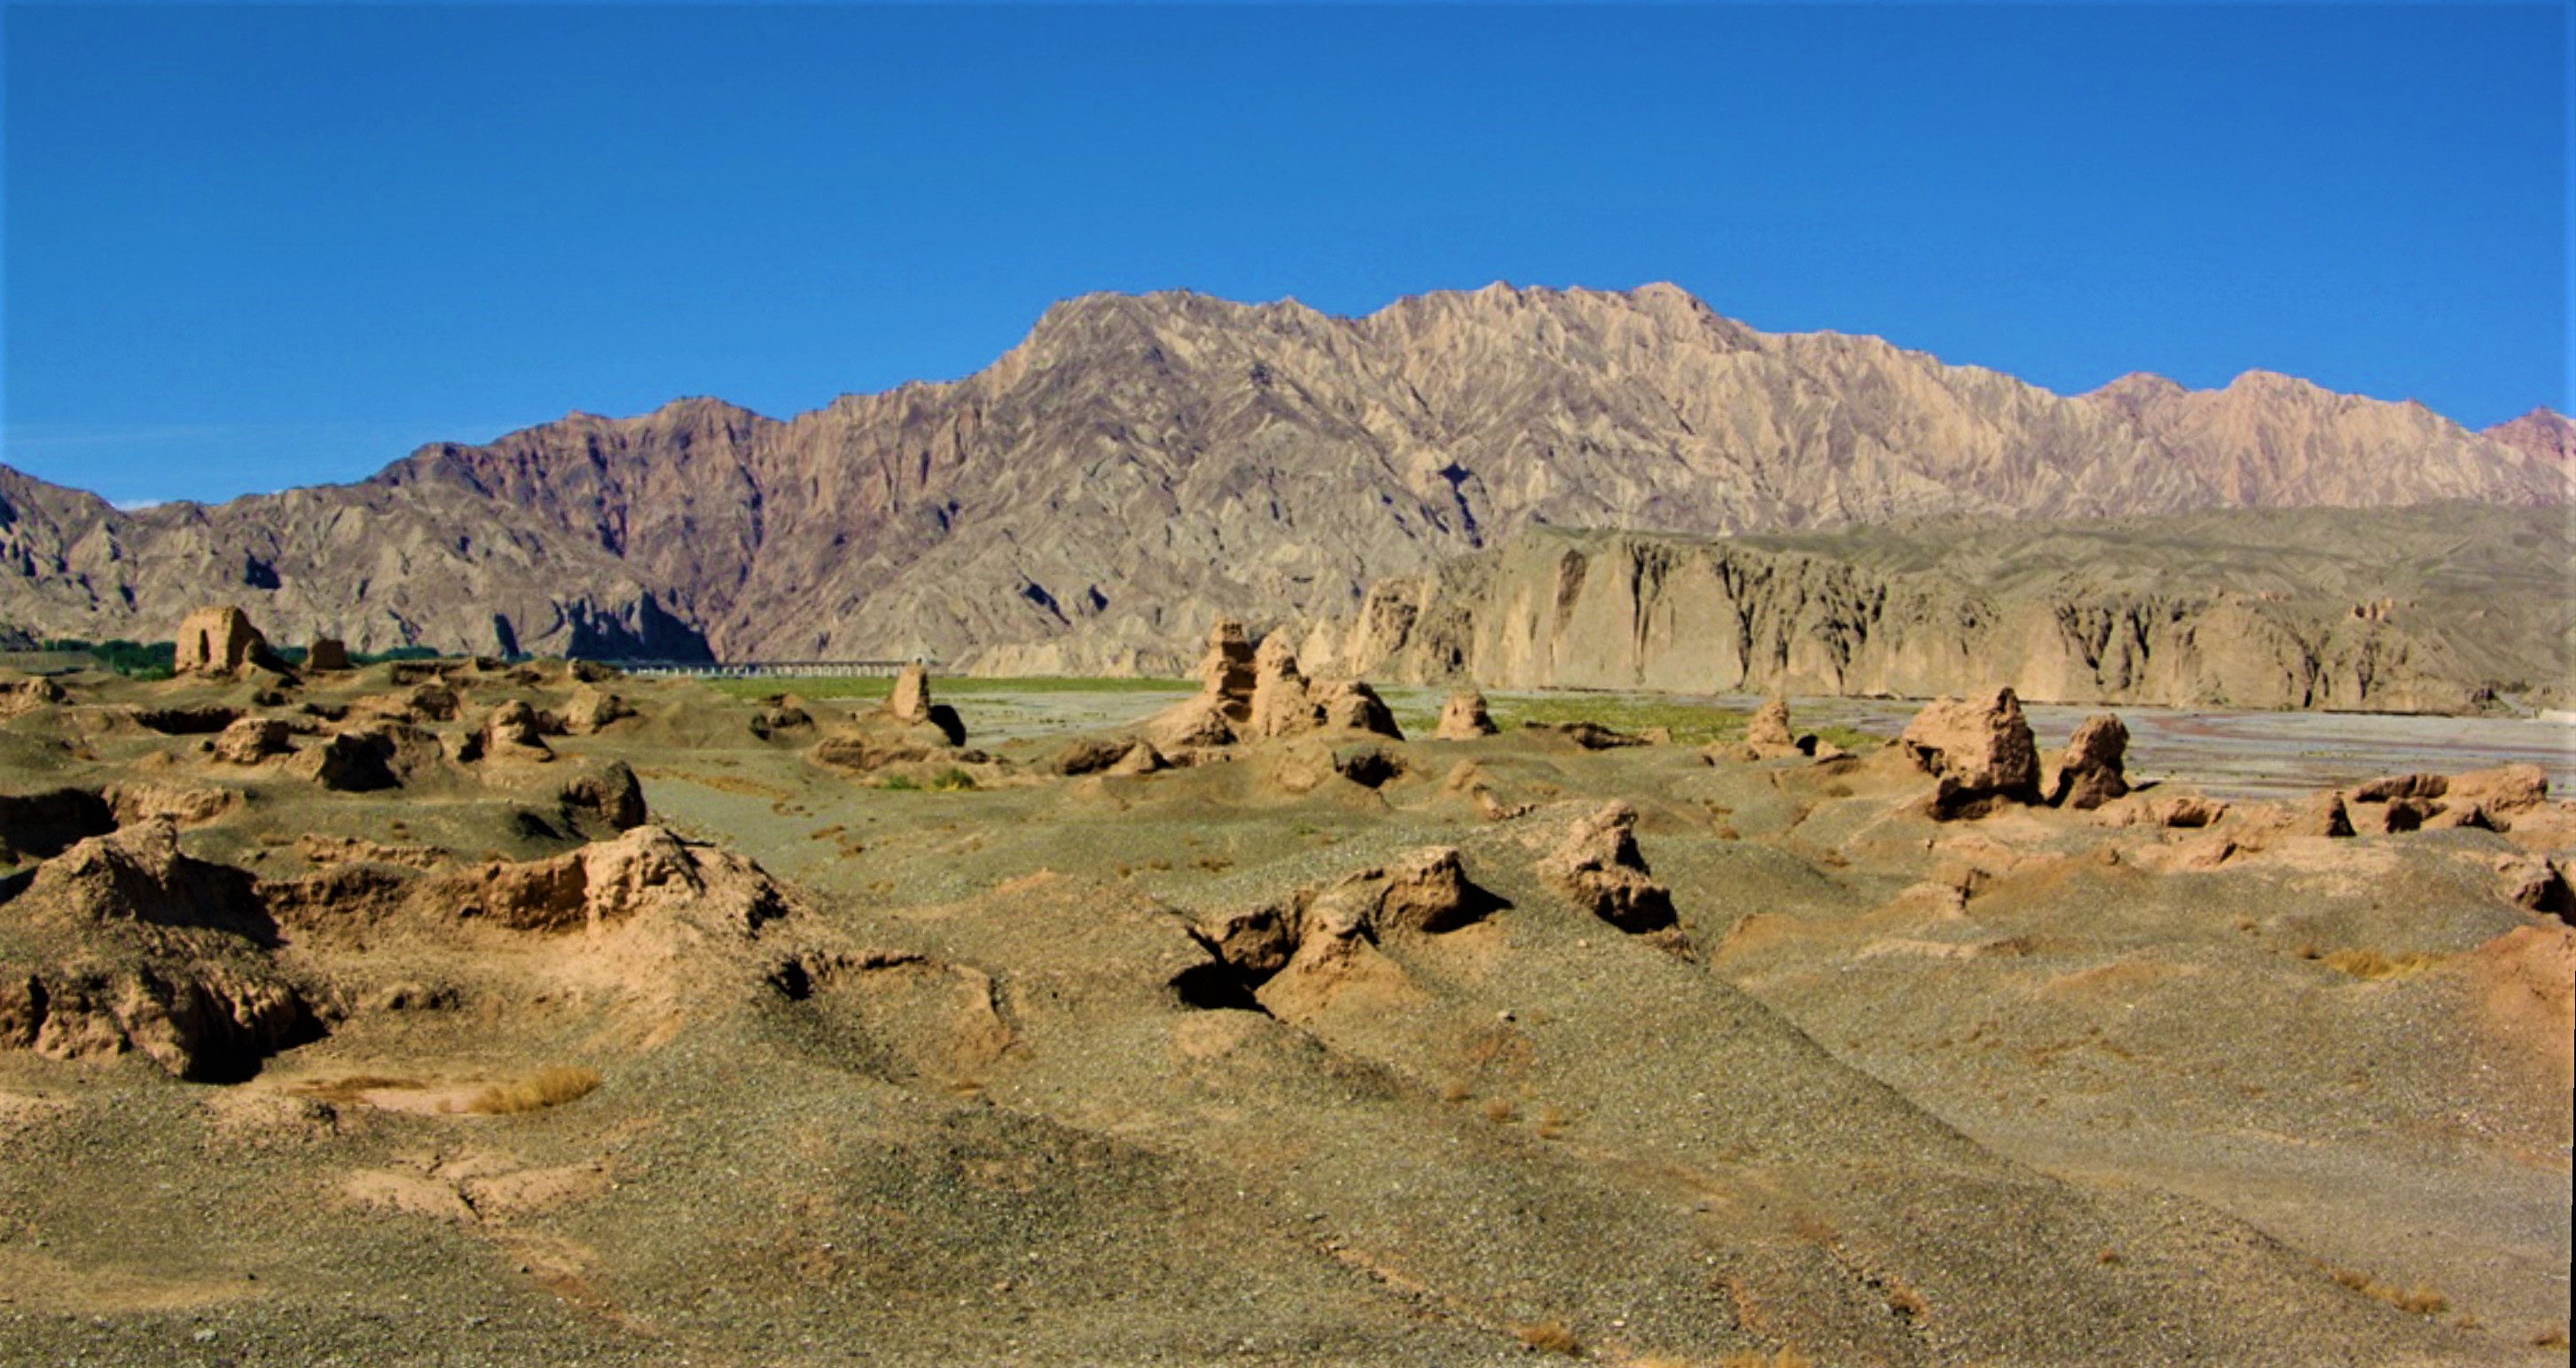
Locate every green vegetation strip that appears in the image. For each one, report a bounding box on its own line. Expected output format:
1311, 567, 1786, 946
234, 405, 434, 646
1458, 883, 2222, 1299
706, 676, 1876, 752
699, 675, 1195, 702
1484, 694, 1754, 747
27, 637, 445, 678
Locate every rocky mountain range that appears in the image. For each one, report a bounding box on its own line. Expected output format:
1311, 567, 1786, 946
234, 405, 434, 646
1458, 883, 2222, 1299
4, 284, 2566, 680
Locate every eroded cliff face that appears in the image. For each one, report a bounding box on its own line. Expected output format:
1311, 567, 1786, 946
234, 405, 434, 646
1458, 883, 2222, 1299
1309, 505, 2574, 714
4, 284, 2567, 665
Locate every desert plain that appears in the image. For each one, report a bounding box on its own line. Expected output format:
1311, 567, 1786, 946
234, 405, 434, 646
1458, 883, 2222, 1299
0, 618, 2570, 1367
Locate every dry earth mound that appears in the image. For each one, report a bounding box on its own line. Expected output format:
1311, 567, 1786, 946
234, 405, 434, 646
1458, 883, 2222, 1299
0, 653, 2565, 1364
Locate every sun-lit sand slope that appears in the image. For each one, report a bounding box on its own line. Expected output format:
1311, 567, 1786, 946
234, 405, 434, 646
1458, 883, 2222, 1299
1, 645, 2568, 1365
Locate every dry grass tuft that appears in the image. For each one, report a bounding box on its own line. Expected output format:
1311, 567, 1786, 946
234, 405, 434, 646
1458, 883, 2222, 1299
1513, 1320, 1583, 1355
1883, 1276, 1930, 1319
2329, 1267, 2447, 1314
1485, 1098, 1519, 1124
291, 1074, 425, 1103
1440, 1078, 1473, 1105
467, 1067, 601, 1115
2322, 949, 2445, 981
1716, 1350, 1814, 1368
2392, 1286, 2449, 1315
2531, 1326, 2569, 1348
1533, 1104, 1570, 1139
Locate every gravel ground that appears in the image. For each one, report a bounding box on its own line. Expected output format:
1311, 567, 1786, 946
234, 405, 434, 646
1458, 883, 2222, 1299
1, 668, 2566, 1364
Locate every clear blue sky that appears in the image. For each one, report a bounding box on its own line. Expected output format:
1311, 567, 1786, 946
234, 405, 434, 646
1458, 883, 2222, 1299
4, 2, 2566, 507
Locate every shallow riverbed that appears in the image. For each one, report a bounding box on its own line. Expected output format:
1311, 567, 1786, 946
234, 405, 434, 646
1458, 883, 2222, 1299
1768, 696, 2576, 801
937, 680, 2576, 802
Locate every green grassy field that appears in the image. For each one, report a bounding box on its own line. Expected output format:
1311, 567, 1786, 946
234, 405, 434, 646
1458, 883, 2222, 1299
1475, 692, 1874, 752
700, 674, 1196, 703
700, 674, 1891, 752
701, 674, 1876, 754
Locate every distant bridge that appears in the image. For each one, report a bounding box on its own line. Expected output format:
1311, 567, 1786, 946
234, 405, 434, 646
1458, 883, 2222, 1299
615, 659, 935, 680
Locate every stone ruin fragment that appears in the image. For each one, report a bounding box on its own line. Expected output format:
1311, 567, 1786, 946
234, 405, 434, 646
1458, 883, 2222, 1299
1898, 688, 2043, 820
1180, 846, 1498, 1018
2048, 714, 2130, 810
302, 637, 353, 671
1538, 801, 1678, 938
0, 820, 321, 1081
462, 700, 555, 763
807, 662, 975, 775
209, 716, 294, 765
1434, 689, 1498, 740
1, 675, 67, 721
1147, 620, 1401, 754
1715, 696, 1844, 764
2346, 763, 2549, 834
174, 606, 293, 677
881, 662, 966, 747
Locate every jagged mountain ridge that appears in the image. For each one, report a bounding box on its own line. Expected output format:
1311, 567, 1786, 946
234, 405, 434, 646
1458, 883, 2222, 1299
3, 283, 2565, 668
0, 463, 711, 660
2486, 406, 2576, 466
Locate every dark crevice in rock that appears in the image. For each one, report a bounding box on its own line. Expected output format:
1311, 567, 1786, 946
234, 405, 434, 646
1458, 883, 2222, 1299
131, 706, 244, 736
1168, 959, 1272, 1014
0, 787, 116, 861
